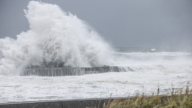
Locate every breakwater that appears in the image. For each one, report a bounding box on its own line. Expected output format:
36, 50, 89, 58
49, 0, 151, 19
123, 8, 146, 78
21, 66, 134, 76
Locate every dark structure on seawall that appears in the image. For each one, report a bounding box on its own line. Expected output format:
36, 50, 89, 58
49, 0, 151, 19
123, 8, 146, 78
21, 66, 134, 76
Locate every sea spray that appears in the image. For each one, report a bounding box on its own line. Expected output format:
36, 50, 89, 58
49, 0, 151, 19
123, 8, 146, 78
0, 1, 114, 75
1, 1, 192, 76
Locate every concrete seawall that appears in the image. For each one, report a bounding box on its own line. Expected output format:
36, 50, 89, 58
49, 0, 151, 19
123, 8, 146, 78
21, 66, 134, 76
0, 98, 127, 108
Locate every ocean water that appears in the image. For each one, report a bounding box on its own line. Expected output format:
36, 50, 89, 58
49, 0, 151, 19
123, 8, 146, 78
113, 47, 192, 73
0, 48, 191, 103
0, 1, 191, 103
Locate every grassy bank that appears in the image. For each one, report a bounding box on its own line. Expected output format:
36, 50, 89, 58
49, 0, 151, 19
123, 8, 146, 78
103, 86, 192, 108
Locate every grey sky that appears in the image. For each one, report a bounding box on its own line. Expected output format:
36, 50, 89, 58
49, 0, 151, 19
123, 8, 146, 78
0, 0, 192, 49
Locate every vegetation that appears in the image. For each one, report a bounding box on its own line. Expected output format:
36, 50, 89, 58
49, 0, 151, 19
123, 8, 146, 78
103, 86, 192, 108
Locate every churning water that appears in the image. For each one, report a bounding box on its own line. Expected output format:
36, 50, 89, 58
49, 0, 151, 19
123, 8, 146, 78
0, 1, 191, 103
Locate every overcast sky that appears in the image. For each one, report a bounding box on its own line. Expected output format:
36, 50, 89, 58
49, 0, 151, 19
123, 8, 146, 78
0, 0, 192, 49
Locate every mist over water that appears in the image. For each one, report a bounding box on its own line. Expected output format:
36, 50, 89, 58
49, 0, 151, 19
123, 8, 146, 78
0, 1, 114, 75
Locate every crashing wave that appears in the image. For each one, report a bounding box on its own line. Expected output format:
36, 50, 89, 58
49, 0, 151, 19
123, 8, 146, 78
0, 1, 114, 75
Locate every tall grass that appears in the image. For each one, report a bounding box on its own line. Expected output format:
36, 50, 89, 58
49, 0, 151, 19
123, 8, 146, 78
103, 86, 192, 108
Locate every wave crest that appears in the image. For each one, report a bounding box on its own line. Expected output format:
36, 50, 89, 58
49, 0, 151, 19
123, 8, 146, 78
0, 1, 114, 75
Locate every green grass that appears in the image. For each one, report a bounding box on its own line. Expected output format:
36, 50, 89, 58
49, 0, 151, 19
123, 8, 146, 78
103, 86, 192, 108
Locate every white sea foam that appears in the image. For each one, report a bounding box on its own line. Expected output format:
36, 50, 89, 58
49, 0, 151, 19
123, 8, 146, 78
115, 52, 191, 56
0, 1, 114, 75
0, 70, 191, 103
